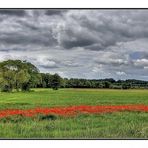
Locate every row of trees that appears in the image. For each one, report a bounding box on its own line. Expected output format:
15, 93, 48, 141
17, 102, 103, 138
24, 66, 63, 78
0, 60, 148, 92
38, 76, 148, 90
0, 60, 61, 92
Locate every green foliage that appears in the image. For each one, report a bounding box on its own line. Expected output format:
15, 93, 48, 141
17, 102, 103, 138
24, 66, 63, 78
104, 81, 111, 88
0, 60, 39, 92
15, 69, 31, 91
122, 83, 131, 89
0, 70, 15, 92
1, 59, 148, 91
39, 73, 52, 88
50, 73, 62, 90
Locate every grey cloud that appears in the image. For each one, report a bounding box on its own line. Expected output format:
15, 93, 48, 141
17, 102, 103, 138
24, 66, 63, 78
62, 36, 96, 49
38, 58, 82, 69
0, 10, 148, 80
0, 31, 57, 47
59, 28, 98, 49
17, 20, 39, 31
45, 9, 67, 16
69, 10, 148, 51
0, 10, 26, 16
39, 64, 59, 69
0, 49, 10, 52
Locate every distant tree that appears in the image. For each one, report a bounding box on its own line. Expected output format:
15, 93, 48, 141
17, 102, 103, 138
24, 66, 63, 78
104, 81, 111, 88
39, 73, 53, 88
51, 73, 61, 90
98, 82, 104, 88
85, 80, 92, 88
122, 83, 131, 89
60, 78, 67, 88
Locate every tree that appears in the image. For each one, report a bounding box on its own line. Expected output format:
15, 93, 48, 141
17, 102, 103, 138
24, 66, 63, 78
21, 61, 40, 91
15, 69, 30, 91
122, 83, 131, 89
104, 81, 111, 88
0, 70, 15, 92
0, 60, 39, 92
38, 73, 53, 88
51, 73, 61, 90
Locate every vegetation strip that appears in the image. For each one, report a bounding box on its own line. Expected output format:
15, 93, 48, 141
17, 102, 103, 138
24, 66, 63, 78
1, 60, 148, 93
0, 105, 148, 118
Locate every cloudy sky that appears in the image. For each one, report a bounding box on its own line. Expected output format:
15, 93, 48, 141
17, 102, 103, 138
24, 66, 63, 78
0, 9, 148, 80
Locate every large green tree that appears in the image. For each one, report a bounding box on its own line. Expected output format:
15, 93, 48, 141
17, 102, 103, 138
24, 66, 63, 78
0, 60, 40, 92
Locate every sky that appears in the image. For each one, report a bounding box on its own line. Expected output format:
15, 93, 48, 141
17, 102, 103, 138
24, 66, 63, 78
0, 9, 148, 80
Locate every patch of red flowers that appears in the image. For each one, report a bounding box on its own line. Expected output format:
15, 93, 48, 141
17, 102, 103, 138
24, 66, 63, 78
0, 105, 148, 118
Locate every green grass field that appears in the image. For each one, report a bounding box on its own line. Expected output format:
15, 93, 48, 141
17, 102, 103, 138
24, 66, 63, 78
0, 88, 148, 138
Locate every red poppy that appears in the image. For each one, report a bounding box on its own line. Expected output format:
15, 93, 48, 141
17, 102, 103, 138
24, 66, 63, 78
0, 105, 148, 118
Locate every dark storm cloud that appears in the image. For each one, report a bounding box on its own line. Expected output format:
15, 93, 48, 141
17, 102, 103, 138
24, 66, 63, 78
0, 31, 57, 47
66, 10, 148, 51
61, 35, 96, 49
45, 9, 67, 16
59, 27, 98, 49
0, 10, 26, 16
17, 20, 39, 31
0, 10, 148, 80
0, 49, 10, 52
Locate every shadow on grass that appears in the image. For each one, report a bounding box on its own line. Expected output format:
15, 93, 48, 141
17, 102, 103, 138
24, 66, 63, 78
0, 114, 58, 123
38, 114, 58, 121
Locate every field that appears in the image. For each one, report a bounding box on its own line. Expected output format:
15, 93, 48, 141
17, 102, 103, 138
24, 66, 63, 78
0, 88, 148, 138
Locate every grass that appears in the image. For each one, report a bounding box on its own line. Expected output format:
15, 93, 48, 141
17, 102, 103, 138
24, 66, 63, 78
0, 88, 148, 138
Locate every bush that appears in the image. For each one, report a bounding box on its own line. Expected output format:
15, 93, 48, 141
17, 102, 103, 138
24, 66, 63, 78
110, 85, 122, 89
1, 85, 12, 92
122, 83, 131, 89
21, 83, 30, 91
104, 81, 111, 88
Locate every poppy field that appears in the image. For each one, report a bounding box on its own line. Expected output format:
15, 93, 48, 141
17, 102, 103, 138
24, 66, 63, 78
0, 88, 148, 138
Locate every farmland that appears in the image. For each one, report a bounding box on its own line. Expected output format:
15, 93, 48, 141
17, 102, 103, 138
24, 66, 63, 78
0, 88, 148, 138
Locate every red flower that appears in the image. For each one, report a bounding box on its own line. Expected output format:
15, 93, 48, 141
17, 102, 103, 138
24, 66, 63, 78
0, 105, 148, 118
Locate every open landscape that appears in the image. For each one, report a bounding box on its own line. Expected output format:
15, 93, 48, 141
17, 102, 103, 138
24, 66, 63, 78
0, 88, 148, 138
1, 9, 148, 139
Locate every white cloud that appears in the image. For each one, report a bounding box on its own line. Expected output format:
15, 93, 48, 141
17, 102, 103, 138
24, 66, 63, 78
116, 71, 126, 76
134, 59, 148, 67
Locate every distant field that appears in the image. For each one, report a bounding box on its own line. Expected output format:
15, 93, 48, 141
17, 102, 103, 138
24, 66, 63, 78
1, 88, 148, 109
0, 88, 148, 138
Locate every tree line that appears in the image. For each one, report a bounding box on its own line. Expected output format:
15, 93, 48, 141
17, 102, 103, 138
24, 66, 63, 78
0, 60, 148, 92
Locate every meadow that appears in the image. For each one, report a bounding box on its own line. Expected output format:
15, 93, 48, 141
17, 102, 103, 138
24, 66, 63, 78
0, 88, 148, 138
